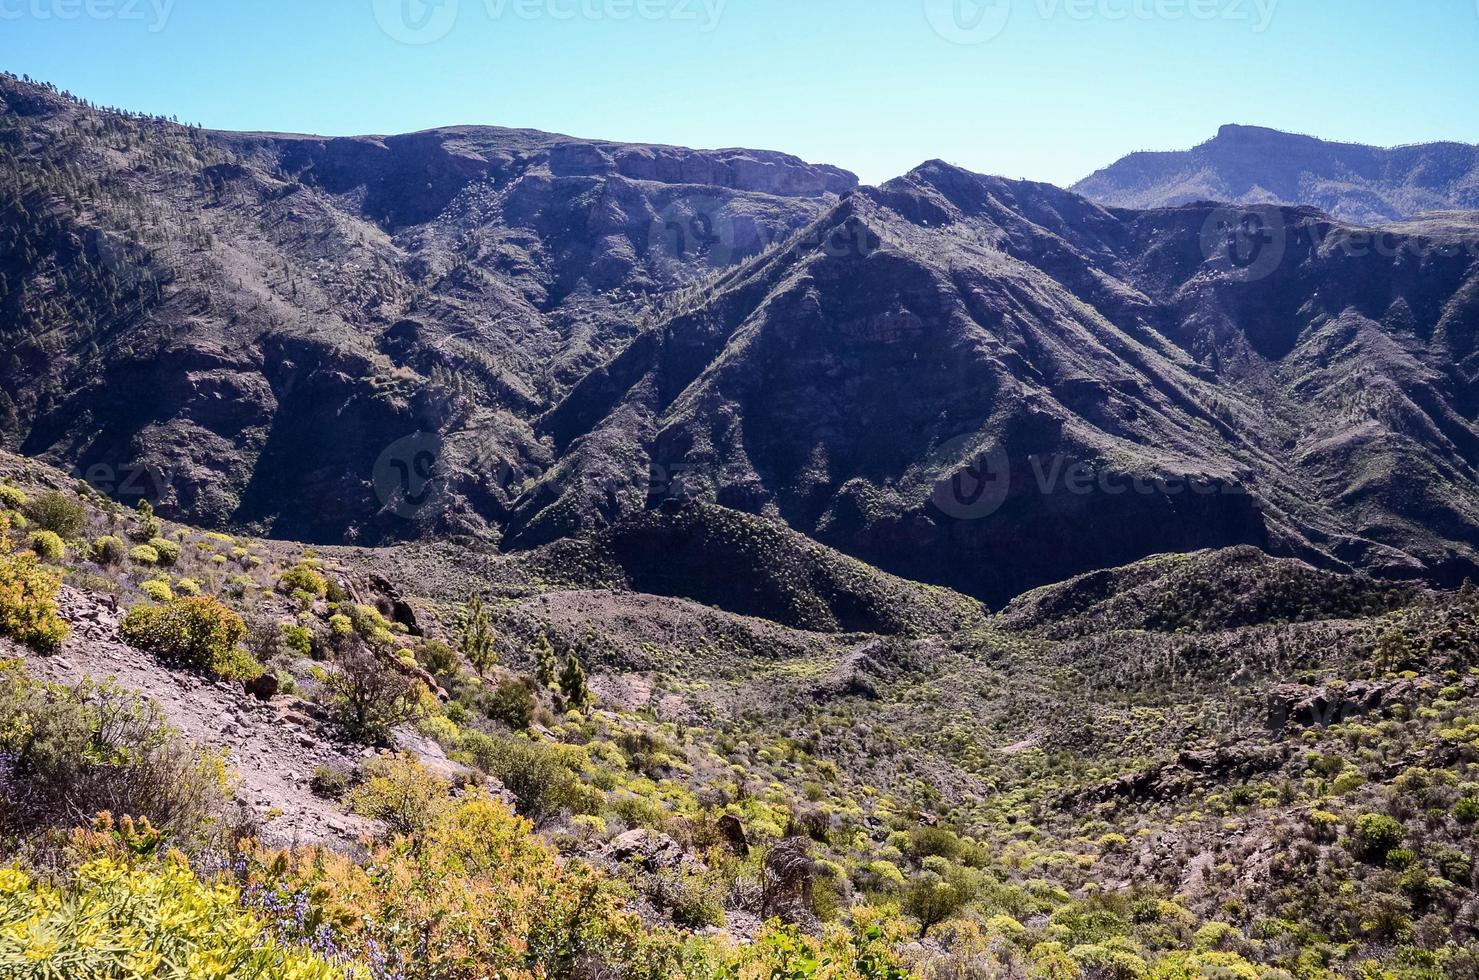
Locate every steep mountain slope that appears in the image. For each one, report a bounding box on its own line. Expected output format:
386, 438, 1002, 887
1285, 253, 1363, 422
7, 74, 1479, 607
0, 74, 853, 542
519, 162, 1479, 602
1074, 124, 1479, 223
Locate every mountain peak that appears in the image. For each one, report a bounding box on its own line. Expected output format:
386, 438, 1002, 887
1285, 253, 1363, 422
1075, 126, 1479, 222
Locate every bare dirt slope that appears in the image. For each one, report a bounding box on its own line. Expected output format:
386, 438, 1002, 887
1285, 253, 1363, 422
6, 585, 376, 848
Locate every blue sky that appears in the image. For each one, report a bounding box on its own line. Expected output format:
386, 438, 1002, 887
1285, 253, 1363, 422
1, 0, 1476, 187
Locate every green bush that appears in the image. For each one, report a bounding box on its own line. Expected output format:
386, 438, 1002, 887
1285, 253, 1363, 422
462, 732, 593, 826
282, 624, 314, 657
147, 536, 182, 566
174, 577, 202, 597
324, 647, 426, 746
486, 679, 537, 730
140, 580, 174, 602
92, 534, 127, 566
415, 639, 457, 676
0, 484, 28, 510
130, 544, 160, 565
0, 660, 227, 838
0, 857, 334, 978
27, 530, 64, 561
278, 562, 328, 599
0, 548, 69, 652
120, 596, 259, 680
24, 491, 85, 537
1351, 813, 1405, 862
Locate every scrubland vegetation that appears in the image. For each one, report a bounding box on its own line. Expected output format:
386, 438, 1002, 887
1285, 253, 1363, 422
3, 471, 1479, 979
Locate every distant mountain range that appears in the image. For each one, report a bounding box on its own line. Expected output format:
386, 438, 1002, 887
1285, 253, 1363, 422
1074, 124, 1479, 224
5, 73, 1479, 605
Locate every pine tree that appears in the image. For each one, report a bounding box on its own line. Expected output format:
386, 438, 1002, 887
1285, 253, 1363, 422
559, 652, 591, 711
533, 632, 559, 688
460, 595, 497, 677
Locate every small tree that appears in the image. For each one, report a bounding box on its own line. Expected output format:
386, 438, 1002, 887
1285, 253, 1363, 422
559, 652, 591, 711
132, 498, 161, 542
533, 632, 559, 688
325, 647, 426, 745
459, 595, 498, 677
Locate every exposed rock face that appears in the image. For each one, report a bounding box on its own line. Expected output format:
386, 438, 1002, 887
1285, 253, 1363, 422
603, 828, 702, 875
1071, 743, 1288, 807
1266, 679, 1425, 731
1074, 124, 1479, 223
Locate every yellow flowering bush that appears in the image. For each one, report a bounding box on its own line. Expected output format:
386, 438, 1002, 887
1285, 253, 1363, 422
0, 532, 69, 652
0, 858, 342, 979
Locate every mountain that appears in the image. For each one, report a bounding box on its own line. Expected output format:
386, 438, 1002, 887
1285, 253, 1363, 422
1074, 124, 1479, 223
6, 74, 1479, 609
0, 73, 853, 542
526, 162, 1479, 602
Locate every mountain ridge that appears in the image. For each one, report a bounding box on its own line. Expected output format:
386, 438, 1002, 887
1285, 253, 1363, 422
1075, 123, 1479, 223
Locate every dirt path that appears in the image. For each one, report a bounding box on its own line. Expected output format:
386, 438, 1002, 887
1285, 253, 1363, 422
9, 586, 375, 848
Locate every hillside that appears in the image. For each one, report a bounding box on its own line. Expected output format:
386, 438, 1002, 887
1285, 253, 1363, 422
6, 76, 1479, 609
4, 450, 1479, 977
1074, 125, 1479, 223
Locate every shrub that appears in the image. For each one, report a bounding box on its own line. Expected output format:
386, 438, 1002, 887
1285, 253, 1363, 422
0, 484, 28, 510
460, 595, 498, 676
92, 534, 127, 565
147, 536, 182, 566
140, 580, 174, 602
1351, 813, 1405, 862
415, 638, 457, 676
130, 544, 160, 565
282, 624, 314, 657
27, 529, 64, 560
0, 858, 339, 978
323, 647, 426, 745
348, 754, 452, 839
462, 732, 592, 826
132, 499, 161, 541
903, 867, 977, 937
486, 678, 537, 730
310, 765, 353, 800
0, 661, 227, 839
0, 549, 69, 652
24, 490, 85, 536
174, 577, 202, 596
278, 561, 328, 599
120, 595, 258, 680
